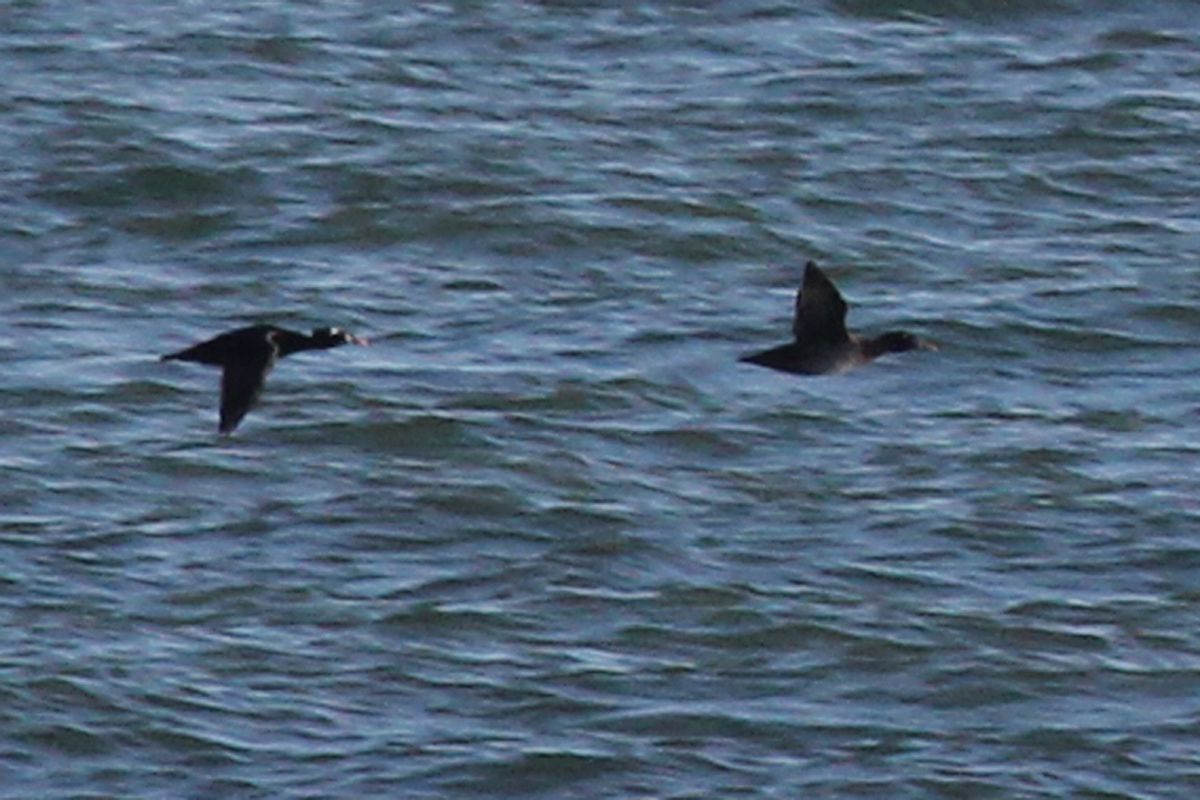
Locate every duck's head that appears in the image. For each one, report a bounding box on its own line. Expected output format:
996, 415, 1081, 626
311, 327, 369, 348
868, 330, 936, 357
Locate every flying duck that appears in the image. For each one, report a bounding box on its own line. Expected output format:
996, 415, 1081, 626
162, 324, 367, 433
741, 261, 933, 375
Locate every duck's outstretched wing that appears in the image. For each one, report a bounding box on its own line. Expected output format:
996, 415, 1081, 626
218, 347, 275, 434
793, 261, 850, 345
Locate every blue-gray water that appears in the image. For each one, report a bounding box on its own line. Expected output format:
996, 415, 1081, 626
4, 1, 1200, 797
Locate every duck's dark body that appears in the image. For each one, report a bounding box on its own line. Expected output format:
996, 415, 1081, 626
162, 324, 367, 433
740, 261, 932, 375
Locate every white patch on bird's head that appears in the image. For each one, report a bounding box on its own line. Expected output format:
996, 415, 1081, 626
311, 327, 368, 346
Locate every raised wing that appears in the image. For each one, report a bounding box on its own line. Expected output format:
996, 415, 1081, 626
793, 261, 850, 345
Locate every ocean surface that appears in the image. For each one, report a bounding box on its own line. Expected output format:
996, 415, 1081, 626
3, 0, 1200, 797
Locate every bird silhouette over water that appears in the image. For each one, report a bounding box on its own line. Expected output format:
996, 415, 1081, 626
740, 261, 934, 375
162, 324, 368, 434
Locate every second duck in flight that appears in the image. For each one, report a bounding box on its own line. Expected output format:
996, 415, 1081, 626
162, 324, 368, 434
741, 261, 934, 375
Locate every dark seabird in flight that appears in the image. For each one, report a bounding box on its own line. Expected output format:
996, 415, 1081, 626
162, 324, 367, 433
741, 261, 934, 375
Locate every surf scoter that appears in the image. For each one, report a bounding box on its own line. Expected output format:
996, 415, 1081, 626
740, 261, 933, 375
162, 324, 367, 433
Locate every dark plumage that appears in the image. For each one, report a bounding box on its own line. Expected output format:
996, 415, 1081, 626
162, 324, 368, 433
740, 261, 934, 375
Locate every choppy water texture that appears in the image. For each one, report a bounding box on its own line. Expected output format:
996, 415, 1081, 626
4, 0, 1200, 797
